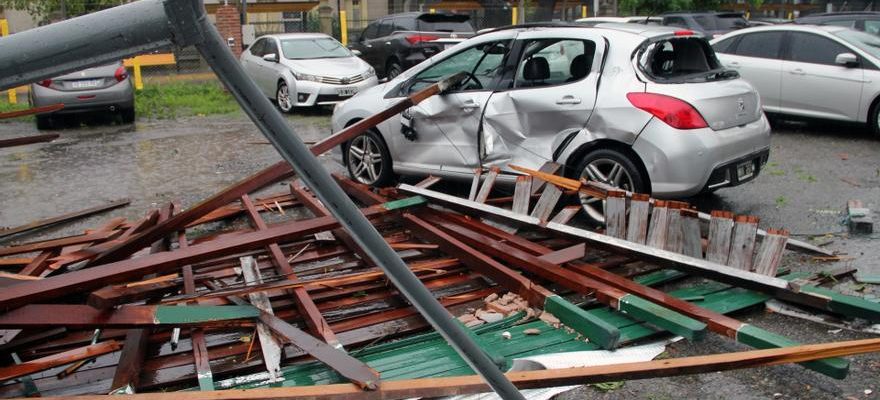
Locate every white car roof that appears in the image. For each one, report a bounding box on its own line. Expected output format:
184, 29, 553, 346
262, 33, 334, 40
709, 24, 847, 42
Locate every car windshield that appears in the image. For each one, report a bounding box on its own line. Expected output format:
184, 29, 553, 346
835, 29, 880, 58
716, 15, 749, 29
281, 37, 351, 60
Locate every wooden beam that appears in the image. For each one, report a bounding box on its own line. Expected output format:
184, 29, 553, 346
0, 103, 63, 120
0, 198, 423, 311
0, 133, 58, 149
0, 305, 259, 329
0, 340, 121, 383
242, 192, 340, 348
31, 338, 880, 400
240, 256, 283, 383
0, 199, 129, 240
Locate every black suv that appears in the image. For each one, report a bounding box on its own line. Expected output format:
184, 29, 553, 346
796, 12, 880, 35
660, 12, 750, 38
348, 12, 475, 79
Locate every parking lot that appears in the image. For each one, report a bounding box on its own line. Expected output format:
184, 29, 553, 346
1, 111, 877, 399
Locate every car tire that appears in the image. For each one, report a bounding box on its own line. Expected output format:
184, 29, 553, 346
574, 148, 648, 226
121, 107, 136, 124
386, 61, 402, 80
344, 130, 394, 187
870, 102, 880, 137
35, 115, 55, 130
276, 81, 294, 114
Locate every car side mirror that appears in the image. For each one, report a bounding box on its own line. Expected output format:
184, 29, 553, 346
262, 53, 279, 63
351, 49, 362, 57
835, 52, 859, 68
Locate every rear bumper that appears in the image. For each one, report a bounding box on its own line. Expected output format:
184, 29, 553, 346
30, 80, 134, 114
632, 114, 772, 198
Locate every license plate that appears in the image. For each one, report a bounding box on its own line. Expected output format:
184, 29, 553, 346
736, 160, 755, 180
70, 79, 103, 89
337, 87, 357, 97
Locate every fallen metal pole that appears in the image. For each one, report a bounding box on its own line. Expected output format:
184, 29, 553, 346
0, 1, 522, 397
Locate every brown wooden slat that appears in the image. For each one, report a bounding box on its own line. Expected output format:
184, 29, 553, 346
511, 175, 533, 215
753, 229, 789, 277
645, 201, 669, 249
605, 190, 627, 239
706, 211, 734, 265
530, 162, 562, 195
0, 340, 121, 383
549, 205, 581, 225
728, 215, 759, 271
474, 166, 500, 203
680, 209, 703, 259
664, 202, 685, 253
529, 183, 562, 222
626, 193, 650, 244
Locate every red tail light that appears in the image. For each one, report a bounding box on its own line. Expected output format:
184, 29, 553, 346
114, 66, 128, 82
38, 79, 52, 87
406, 34, 439, 44
627, 92, 708, 130
674, 29, 695, 36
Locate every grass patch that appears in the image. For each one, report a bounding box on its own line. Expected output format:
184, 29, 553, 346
775, 196, 787, 208
135, 81, 240, 119
0, 100, 31, 122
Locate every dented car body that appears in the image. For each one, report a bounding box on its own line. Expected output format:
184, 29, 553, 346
331, 23, 771, 221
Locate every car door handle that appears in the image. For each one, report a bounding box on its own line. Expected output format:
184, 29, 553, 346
556, 95, 582, 105
789, 68, 806, 75
459, 99, 479, 110
728, 61, 740, 68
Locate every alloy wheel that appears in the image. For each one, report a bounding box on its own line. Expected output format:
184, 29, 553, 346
348, 135, 383, 184
277, 83, 293, 112
577, 158, 635, 224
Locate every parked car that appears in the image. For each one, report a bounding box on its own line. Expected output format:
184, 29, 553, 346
659, 12, 750, 37
575, 16, 662, 26
332, 24, 770, 223
796, 11, 880, 35
748, 17, 791, 26
240, 33, 378, 113
711, 25, 880, 135
348, 12, 476, 80
29, 61, 134, 130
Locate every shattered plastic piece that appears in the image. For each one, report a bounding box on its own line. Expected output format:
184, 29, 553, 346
501, 331, 512, 340
523, 328, 541, 336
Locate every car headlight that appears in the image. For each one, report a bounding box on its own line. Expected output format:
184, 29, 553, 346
362, 67, 376, 79
292, 70, 321, 82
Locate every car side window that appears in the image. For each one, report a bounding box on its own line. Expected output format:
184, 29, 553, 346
407, 40, 512, 93
664, 17, 687, 28
395, 17, 416, 31
513, 39, 596, 88
377, 19, 394, 37
361, 22, 378, 41
788, 32, 851, 66
865, 20, 880, 35
712, 36, 738, 53
733, 32, 784, 59
264, 39, 279, 57
250, 39, 265, 57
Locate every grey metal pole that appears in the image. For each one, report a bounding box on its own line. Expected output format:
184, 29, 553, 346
0, 0, 174, 91
181, 3, 524, 399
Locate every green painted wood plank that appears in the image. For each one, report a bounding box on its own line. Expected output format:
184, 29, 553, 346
153, 305, 259, 324
799, 285, 880, 322
736, 324, 849, 379
618, 294, 707, 341
381, 196, 426, 210
544, 295, 620, 349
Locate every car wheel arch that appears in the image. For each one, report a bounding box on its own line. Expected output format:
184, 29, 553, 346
564, 138, 652, 194
866, 93, 880, 128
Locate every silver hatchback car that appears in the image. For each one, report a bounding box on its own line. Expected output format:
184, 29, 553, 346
332, 24, 771, 222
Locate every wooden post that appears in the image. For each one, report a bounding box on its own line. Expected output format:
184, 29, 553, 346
0, 19, 15, 104
133, 56, 144, 90
512, 7, 518, 25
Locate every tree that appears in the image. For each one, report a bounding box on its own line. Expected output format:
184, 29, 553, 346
617, 0, 721, 15
0, 0, 122, 23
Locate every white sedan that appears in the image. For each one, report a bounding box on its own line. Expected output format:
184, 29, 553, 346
240, 33, 378, 112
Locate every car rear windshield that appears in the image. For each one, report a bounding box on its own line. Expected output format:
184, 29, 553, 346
715, 14, 750, 30
416, 14, 474, 32
281, 37, 351, 59
638, 36, 734, 82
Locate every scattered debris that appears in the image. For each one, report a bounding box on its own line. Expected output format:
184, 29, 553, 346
847, 200, 874, 235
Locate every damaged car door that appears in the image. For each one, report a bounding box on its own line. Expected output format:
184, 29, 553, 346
481, 31, 606, 172
395, 37, 514, 177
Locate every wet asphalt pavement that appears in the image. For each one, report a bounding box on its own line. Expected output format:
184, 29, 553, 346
1, 112, 879, 399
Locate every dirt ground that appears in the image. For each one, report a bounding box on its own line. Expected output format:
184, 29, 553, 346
1, 112, 878, 399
